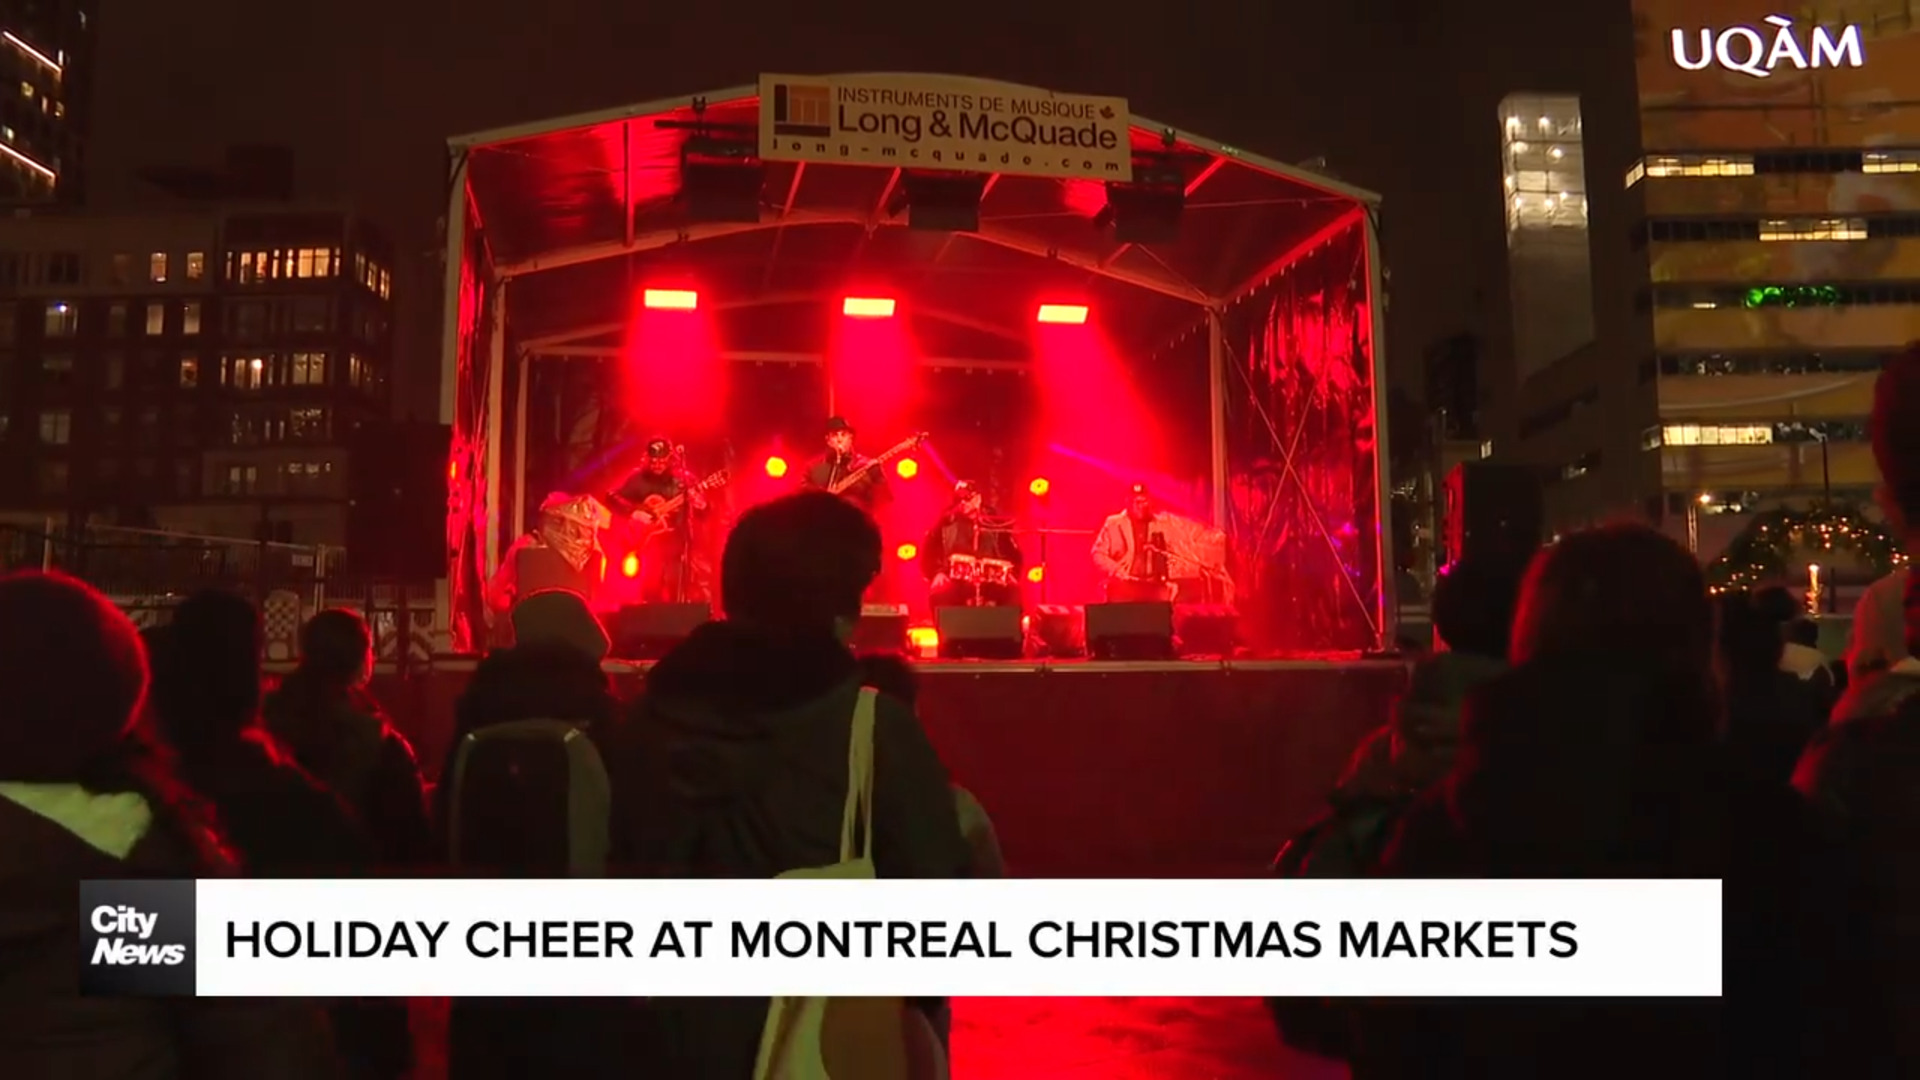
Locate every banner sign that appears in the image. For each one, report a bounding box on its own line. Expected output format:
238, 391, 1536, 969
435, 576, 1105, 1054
81, 876, 1723, 998
758, 73, 1134, 182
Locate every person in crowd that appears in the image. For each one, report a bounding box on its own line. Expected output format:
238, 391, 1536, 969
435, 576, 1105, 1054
1796, 341, 1920, 1068
0, 571, 339, 1079
1349, 523, 1880, 1078
1266, 554, 1523, 1059
1718, 590, 1826, 786
265, 608, 432, 869
601, 491, 969, 1076
149, 590, 406, 1079
147, 591, 367, 875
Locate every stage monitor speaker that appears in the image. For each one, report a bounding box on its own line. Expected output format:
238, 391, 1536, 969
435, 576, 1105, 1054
1441, 461, 1543, 569
852, 604, 910, 653
1032, 604, 1086, 658
1174, 604, 1239, 657
1084, 601, 1174, 661
608, 603, 710, 660
346, 420, 453, 581
933, 606, 1023, 660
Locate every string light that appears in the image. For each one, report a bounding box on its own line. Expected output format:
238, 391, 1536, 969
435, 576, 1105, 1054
1703, 505, 1901, 594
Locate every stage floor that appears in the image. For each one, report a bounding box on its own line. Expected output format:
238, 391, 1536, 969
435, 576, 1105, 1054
369, 657, 1407, 878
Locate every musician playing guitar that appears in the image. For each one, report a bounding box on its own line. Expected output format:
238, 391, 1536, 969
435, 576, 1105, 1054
608, 438, 716, 604
802, 416, 896, 513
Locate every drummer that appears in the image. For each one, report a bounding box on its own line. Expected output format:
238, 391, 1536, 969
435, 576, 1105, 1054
920, 479, 1023, 609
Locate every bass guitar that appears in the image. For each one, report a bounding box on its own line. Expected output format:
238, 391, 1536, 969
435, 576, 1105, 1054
633, 469, 730, 541
826, 433, 928, 496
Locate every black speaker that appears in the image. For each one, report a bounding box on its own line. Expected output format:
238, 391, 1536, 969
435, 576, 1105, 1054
852, 604, 910, 653
607, 603, 710, 659
933, 606, 1023, 660
1084, 601, 1174, 660
1441, 462, 1543, 569
1174, 604, 1239, 657
346, 420, 452, 580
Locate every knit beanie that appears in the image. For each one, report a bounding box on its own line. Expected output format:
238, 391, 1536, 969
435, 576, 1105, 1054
0, 571, 149, 782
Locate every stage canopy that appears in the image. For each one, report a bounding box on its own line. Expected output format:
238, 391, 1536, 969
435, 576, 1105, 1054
439, 75, 1391, 655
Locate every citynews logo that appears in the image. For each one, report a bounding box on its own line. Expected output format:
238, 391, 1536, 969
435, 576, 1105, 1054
79, 879, 197, 996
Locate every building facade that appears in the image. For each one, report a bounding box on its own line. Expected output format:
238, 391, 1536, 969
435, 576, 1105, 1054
1493, 1, 1919, 557
0, 0, 91, 203
0, 206, 396, 544
1624, 0, 1918, 556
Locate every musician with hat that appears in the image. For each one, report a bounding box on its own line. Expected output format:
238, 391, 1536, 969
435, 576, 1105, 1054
1091, 482, 1174, 603
802, 416, 890, 513
484, 492, 612, 644
607, 437, 710, 604
920, 480, 1023, 609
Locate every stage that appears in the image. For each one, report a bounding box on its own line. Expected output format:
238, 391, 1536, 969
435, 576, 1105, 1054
369, 656, 1406, 878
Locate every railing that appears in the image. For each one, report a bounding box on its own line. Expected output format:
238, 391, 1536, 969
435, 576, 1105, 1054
0, 521, 440, 664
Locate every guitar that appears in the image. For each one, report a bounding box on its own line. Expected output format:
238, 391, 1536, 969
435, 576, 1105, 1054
826, 433, 928, 496
632, 469, 730, 540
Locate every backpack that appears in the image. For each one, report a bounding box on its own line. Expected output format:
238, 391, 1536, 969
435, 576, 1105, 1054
1265, 796, 1407, 1060
752, 687, 916, 1080
446, 720, 610, 876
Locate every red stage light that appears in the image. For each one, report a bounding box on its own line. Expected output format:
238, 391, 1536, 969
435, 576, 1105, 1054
1026, 565, 1045, 583
1028, 477, 1051, 498
895, 457, 918, 479
765, 456, 788, 478
896, 543, 918, 561
843, 296, 896, 318
643, 288, 698, 311
621, 552, 641, 578
1036, 304, 1088, 325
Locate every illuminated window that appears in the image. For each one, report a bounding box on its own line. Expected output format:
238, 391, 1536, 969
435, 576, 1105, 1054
42, 301, 75, 336
290, 351, 326, 385
224, 464, 258, 495
1660, 424, 1774, 446
289, 407, 328, 440
148, 252, 167, 283
1864, 150, 1920, 175
37, 408, 69, 444
1759, 218, 1867, 242
223, 355, 265, 390
18, 82, 31, 99
1624, 160, 1646, 188
144, 303, 164, 335
185, 251, 205, 280
179, 356, 198, 387
181, 301, 201, 335
1639, 154, 1755, 178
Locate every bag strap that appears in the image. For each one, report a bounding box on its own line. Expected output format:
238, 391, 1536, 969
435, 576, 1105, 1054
840, 687, 880, 862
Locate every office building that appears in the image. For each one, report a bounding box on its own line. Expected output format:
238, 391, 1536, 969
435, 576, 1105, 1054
1496, 2, 1920, 555
0, 206, 396, 543
0, 0, 92, 202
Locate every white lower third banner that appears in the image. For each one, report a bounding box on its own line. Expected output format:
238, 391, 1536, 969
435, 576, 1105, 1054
82, 878, 1723, 998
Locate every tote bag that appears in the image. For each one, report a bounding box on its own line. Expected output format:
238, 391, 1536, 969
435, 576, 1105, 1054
752, 687, 912, 1080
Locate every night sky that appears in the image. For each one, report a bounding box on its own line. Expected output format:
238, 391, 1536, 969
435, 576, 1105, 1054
90, 0, 1581, 424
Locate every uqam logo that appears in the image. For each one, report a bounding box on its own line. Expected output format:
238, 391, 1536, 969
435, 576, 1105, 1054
1670, 16, 1864, 79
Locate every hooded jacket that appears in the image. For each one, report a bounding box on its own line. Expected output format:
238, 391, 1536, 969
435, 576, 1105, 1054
599, 620, 970, 1077
1351, 654, 1884, 1079
263, 682, 432, 869
0, 784, 338, 1079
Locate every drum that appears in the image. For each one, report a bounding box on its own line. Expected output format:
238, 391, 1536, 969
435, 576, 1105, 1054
947, 554, 980, 583
977, 558, 1015, 587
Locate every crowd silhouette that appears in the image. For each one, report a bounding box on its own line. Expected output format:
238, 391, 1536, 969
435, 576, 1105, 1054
5, 344, 1920, 1078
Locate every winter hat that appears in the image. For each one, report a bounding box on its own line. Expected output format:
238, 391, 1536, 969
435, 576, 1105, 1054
0, 571, 149, 782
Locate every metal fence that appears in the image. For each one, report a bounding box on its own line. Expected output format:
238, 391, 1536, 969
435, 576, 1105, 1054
0, 521, 441, 664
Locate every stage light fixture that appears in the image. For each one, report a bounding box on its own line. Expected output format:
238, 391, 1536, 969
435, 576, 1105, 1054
896, 543, 918, 561
1027, 566, 1045, 584
764, 456, 788, 478
895, 458, 918, 479
843, 296, 896, 318
621, 552, 641, 578
1037, 304, 1089, 325
906, 625, 940, 657
643, 289, 698, 311
1028, 478, 1051, 498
